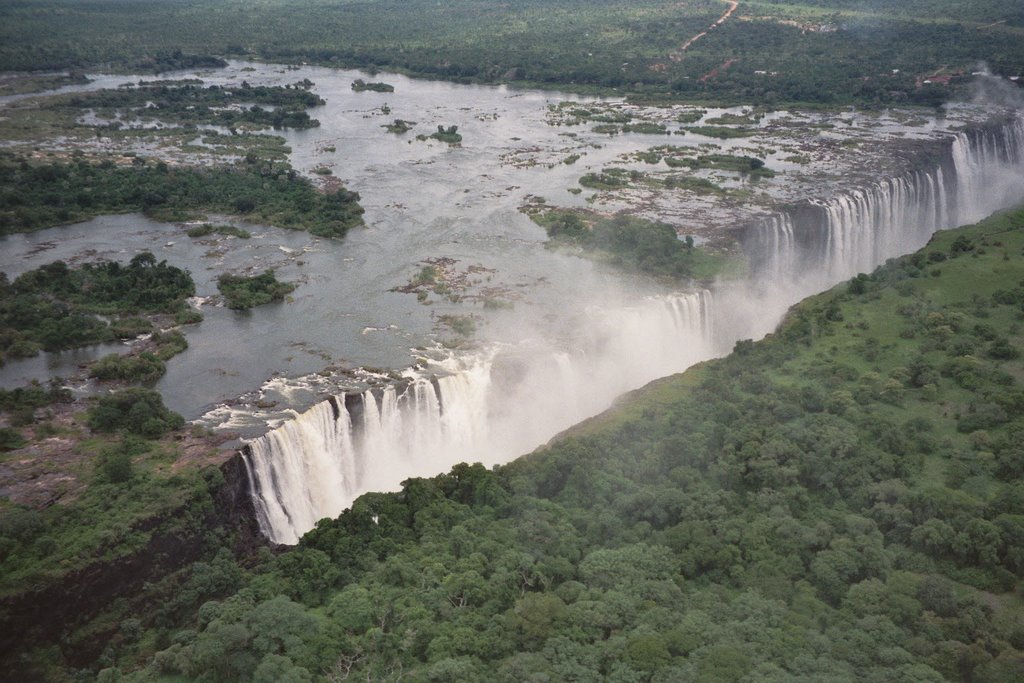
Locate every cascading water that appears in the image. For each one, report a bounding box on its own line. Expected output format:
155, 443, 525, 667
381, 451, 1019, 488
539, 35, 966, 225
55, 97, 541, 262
242, 399, 356, 543
745, 115, 1024, 298
245, 114, 1024, 545
244, 291, 714, 544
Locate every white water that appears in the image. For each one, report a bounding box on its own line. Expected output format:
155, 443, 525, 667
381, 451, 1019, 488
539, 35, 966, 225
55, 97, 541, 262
245, 291, 714, 544
246, 115, 1024, 545
749, 117, 1024, 300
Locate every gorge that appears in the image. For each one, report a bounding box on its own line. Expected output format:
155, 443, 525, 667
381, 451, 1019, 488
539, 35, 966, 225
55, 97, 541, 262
242, 112, 1024, 545
3, 1, 1024, 676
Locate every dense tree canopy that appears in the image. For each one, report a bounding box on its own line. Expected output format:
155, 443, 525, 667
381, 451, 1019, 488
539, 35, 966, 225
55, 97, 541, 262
2, 1, 1022, 106
0, 253, 194, 363
65, 205, 1022, 683
0, 153, 364, 238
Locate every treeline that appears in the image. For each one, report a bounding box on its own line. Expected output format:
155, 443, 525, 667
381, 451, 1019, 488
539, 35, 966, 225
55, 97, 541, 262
2, 1, 1022, 106
52, 195, 1023, 682
130, 50, 227, 74
757, 0, 1024, 27
0, 153, 364, 238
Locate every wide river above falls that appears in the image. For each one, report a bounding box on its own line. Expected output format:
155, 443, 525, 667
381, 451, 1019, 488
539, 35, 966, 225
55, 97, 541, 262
0, 61, 1010, 433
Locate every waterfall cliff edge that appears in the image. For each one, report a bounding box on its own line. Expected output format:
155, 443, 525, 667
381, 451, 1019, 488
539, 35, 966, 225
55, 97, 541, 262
242, 114, 1024, 545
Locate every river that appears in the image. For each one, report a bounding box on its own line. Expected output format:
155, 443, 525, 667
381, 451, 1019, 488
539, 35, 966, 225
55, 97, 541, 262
2, 63, 1022, 542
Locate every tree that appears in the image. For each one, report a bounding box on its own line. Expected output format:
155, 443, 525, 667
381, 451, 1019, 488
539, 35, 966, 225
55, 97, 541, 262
625, 633, 671, 673
253, 654, 312, 683
87, 387, 184, 437
505, 592, 567, 649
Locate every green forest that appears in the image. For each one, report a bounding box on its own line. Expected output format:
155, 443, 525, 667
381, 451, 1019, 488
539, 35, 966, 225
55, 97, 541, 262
1, 0, 1022, 106
1, 1, 1023, 681
5, 206, 1022, 681
0, 153, 365, 238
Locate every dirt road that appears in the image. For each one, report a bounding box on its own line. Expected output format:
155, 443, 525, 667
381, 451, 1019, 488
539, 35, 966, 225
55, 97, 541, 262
670, 0, 739, 61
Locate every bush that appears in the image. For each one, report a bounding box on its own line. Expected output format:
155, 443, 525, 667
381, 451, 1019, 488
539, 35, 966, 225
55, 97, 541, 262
987, 338, 1020, 360
217, 270, 296, 310
957, 403, 1009, 433
175, 309, 203, 325
0, 506, 44, 541
187, 223, 251, 239
89, 352, 166, 383
151, 330, 188, 360
0, 427, 26, 452
87, 388, 184, 437
0, 381, 72, 425
109, 317, 153, 339
99, 449, 133, 484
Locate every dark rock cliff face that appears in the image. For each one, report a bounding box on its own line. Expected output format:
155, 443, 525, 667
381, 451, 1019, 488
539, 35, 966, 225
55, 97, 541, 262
0, 452, 266, 673
216, 450, 268, 555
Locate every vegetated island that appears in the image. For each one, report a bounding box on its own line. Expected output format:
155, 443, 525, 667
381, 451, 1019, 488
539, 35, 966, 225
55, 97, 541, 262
0, 251, 203, 384
383, 119, 415, 134
3, 205, 1020, 680
390, 258, 513, 338
0, 152, 365, 238
684, 125, 757, 139
86, 329, 189, 384
57, 81, 325, 130
0, 70, 91, 96
526, 204, 746, 283
0, 252, 196, 363
570, 150, 775, 201
217, 270, 296, 310
186, 223, 251, 239
351, 78, 394, 93
417, 124, 462, 144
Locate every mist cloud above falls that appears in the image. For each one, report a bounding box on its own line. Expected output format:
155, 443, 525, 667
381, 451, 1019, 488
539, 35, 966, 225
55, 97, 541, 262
967, 63, 1024, 108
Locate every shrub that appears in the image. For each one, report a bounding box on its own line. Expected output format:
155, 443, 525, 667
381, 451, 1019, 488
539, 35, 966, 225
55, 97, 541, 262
0, 427, 26, 452
89, 352, 166, 383
87, 388, 184, 437
217, 270, 296, 310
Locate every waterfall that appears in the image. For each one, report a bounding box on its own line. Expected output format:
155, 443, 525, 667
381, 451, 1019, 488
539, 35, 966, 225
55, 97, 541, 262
245, 115, 1024, 545
242, 399, 355, 544
746, 115, 1024, 297
242, 291, 713, 544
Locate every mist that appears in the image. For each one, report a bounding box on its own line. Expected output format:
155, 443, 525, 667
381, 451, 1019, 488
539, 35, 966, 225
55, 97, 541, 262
969, 63, 1024, 109
243, 111, 1024, 545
